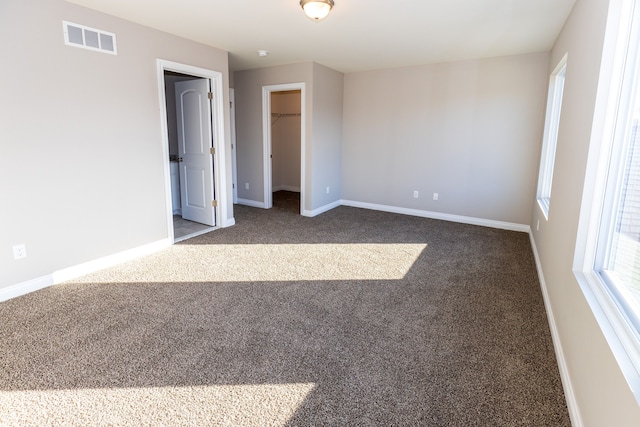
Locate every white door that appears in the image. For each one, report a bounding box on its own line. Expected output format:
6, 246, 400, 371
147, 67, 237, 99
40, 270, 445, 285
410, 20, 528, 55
175, 79, 216, 226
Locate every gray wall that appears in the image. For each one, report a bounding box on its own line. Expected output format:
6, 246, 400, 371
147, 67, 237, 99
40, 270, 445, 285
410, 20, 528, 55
234, 62, 343, 213
342, 53, 550, 225
234, 63, 313, 205
311, 63, 343, 210
0, 0, 232, 289
531, 0, 640, 424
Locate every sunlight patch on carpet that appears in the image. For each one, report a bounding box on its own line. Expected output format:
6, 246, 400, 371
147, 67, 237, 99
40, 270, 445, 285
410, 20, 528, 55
72, 243, 428, 283
0, 383, 316, 427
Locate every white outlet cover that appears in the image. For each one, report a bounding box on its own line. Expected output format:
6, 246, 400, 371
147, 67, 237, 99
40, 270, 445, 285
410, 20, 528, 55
13, 244, 27, 259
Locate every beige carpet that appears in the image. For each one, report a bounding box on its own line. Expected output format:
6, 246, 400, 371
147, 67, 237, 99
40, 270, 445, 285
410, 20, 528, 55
0, 202, 570, 426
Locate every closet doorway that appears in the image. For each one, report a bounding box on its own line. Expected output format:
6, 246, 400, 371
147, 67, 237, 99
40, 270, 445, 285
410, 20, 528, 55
262, 83, 306, 215
271, 90, 301, 212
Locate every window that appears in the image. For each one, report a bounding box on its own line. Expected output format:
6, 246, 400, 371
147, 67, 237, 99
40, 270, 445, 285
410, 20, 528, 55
537, 55, 568, 219
63, 21, 117, 55
595, 1, 640, 340
576, 0, 640, 400
598, 98, 640, 334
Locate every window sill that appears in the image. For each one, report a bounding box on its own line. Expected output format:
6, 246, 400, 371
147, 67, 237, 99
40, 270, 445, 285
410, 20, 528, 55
537, 198, 550, 220
573, 268, 640, 404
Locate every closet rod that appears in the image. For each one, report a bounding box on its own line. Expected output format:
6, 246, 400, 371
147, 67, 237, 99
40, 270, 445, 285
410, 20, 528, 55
271, 112, 301, 125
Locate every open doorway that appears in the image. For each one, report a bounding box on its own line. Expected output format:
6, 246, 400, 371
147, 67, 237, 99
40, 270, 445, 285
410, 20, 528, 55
164, 71, 213, 240
262, 83, 306, 215
158, 60, 228, 243
271, 90, 301, 213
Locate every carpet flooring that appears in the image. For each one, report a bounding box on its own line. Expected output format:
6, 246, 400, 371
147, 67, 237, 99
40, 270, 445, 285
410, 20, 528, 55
0, 200, 570, 426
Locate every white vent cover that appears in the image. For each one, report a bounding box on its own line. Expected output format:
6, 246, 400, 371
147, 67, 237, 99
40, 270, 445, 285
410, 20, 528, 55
63, 21, 117, 55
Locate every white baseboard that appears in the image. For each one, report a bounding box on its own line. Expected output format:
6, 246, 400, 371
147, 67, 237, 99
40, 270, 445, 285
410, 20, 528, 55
0, 275, 56, 303
0, 239, 170, 303
340, 200, 530, 232
302, 199, 342, 217
236, 198, 266, 208
529, 233, 583, 427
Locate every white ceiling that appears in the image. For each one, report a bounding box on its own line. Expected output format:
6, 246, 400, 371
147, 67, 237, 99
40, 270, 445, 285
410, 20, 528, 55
66, 0, 576, 73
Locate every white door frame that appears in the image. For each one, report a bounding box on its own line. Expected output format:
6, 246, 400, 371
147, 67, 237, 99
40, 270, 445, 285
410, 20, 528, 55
262, 83, 306, 212
157, 59, 229, 242
230, 88, 238, 204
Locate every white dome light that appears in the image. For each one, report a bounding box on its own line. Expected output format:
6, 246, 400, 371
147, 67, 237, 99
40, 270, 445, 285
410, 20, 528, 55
300, 0, 334, 21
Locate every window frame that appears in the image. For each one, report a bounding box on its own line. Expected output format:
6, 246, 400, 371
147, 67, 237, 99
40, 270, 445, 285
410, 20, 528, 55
574, 0, 640, 403
537, 54, 568, 220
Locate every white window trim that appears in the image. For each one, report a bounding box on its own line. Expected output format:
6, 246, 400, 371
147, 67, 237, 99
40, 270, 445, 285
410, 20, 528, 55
537, 54, 568, 220
574, 0, 640, 403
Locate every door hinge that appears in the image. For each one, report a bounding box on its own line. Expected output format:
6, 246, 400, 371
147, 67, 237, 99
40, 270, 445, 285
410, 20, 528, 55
210, 147, 215, 155
208, 92, 213, 100
211, 200, 218, 207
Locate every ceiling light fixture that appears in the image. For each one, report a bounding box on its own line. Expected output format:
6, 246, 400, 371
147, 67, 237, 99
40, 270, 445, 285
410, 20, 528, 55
257, 50, 269, 57
300, 0, 334, 21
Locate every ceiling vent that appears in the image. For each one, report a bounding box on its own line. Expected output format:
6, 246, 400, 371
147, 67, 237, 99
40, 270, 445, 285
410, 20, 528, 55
63, 21, 117, 55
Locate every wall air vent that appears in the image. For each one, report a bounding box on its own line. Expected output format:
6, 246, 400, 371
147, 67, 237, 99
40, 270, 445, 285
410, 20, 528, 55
63, 21, 117, 55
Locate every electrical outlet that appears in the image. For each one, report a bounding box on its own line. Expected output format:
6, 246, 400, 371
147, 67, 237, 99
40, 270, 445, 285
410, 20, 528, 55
537, 219, 540, 231
413, 191, 419, 199
13, 244, 27, 260
326, 186, 330, 194
433, 193, 439, 201
245, 183, 249, 190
